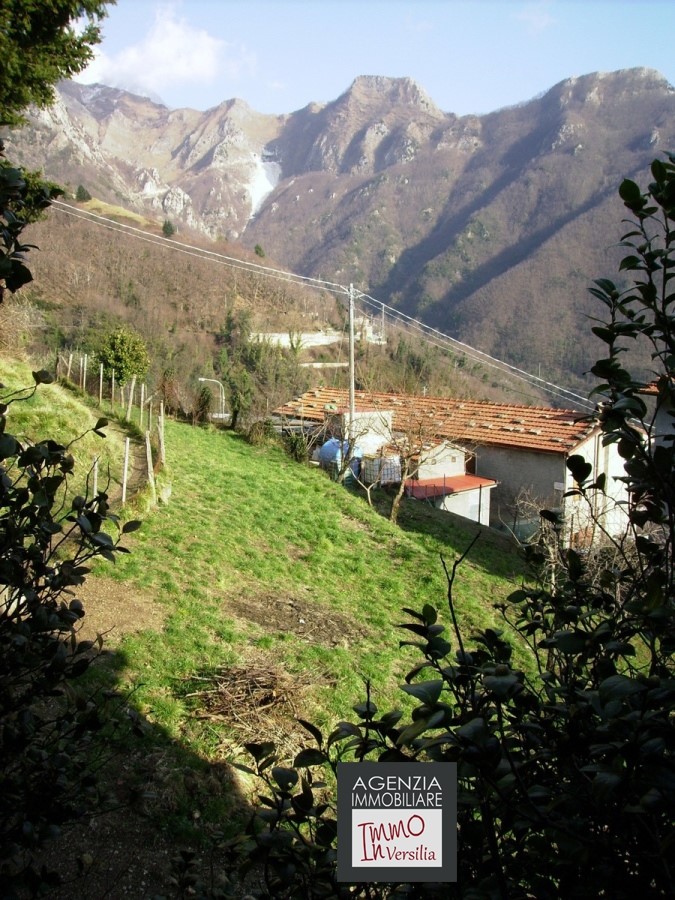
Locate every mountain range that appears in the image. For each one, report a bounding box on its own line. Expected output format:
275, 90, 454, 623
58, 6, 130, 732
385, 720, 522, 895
6, 66, 675, 385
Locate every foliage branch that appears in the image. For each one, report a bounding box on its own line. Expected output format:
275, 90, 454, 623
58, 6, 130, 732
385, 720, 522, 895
0, 9, 140, 888
0, 372, 141, 891
223, 158, 675, 898
0, 146, 63, 303
0, 0, 110, 128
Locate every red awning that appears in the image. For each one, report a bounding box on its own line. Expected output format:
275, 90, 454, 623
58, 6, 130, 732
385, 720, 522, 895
405, 474, 497, 500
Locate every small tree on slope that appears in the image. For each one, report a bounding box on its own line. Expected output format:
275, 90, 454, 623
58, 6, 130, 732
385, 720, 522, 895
97, 325, 150, 386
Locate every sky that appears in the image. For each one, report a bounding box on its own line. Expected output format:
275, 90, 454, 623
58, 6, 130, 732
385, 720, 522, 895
76, 0, 675, 117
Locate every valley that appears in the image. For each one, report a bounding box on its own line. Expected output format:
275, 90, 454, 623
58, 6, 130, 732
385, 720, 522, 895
6, 67, 675, 387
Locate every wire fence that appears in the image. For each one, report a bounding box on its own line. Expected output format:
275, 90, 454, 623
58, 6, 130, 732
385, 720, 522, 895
56, 351, 166, 505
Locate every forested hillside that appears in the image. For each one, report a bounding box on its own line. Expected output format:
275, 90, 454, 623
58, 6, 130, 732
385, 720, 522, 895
10, 203, 549, 420
8, 66, 675, 387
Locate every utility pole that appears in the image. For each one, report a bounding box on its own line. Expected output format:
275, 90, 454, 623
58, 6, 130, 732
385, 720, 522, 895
348, 283, 356, 442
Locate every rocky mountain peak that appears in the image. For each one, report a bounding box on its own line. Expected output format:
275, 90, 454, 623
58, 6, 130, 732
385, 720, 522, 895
7, 67, 675, 387
545, 66, 674, 112
205, 96, 256, 119
59, 80, 169, 122
341, 75, 443, 116
275, 74, 448, 176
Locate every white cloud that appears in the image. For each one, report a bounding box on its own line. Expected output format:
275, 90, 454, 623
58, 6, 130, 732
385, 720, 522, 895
514, 1, 556, 35
76, 2, 256, 105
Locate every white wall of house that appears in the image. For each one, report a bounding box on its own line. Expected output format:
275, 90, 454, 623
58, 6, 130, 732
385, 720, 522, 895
438, 485, 494, 526
417, 442, 466, 480
563, 432, 629, 542
474, 432, 629, 541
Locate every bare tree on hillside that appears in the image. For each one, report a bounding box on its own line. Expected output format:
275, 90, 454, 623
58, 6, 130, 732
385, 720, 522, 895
328, 391, 476, 525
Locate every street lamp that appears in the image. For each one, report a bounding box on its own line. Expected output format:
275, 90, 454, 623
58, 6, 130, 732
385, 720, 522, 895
198, 377, 226, 420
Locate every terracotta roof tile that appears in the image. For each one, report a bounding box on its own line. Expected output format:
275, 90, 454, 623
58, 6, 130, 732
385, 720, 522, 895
275, 388, 598, 454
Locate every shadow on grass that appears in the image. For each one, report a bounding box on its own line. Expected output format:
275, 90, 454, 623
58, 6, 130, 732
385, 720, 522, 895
33, 643, 254, 900
364, 487, 525, 582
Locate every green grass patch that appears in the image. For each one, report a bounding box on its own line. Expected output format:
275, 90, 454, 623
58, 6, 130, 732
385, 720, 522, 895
0, 357, 132, 503
83, 197, 157, 229
3, 369, 530, 838
96, 421, 528, 740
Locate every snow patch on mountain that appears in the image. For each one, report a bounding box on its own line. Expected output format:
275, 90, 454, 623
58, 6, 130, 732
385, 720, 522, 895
247, 155, 281, 217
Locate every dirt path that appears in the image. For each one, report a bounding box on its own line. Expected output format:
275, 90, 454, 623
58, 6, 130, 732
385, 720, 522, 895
74, 572, 166, 645
36, 568, 256, 899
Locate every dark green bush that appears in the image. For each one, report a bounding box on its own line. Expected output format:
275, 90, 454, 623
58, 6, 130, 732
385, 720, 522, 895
96, 325, 150, 386
193, 384, 214, 425
283, 429, 310, 463
224, 158, 675, 898
246, 418, 277, 446
0, 374, 140, 891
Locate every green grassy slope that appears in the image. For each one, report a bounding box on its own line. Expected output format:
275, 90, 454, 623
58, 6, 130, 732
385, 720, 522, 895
1, 355, 526, 742
2, 357, 528, 838
0, 356, 129, 497
92, 417, 526, 751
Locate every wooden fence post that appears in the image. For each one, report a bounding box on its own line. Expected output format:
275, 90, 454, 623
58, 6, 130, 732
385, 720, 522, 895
93, 456, 99, 501
111, 369, 115, 411
158, 401, 166, 466
122, 437, 130, 505
98, 364, 103, 406
140, 383, 145, 429
66, 352, 73, 380
125, 375, 136, 421
145, 431, 156, 502
82, 353, 88, 392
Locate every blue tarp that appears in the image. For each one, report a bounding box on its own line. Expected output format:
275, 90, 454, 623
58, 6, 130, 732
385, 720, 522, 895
318, 438, 362, 478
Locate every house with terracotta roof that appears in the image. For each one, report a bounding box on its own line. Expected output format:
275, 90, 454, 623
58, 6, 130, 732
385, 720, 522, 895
403, 445, 497, 526
275, 388, 630, 542
640, 379, 675, 448
310, 404, 497, 526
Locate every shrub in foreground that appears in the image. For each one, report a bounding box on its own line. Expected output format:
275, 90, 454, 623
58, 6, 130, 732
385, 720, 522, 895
223, 159, 675, 898
0, 373, 140, 892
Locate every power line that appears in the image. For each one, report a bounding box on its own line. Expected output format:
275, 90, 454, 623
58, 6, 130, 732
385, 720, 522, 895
357, 291, 595, 410
50, 200, 594, 410
51, 200, 349, 297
